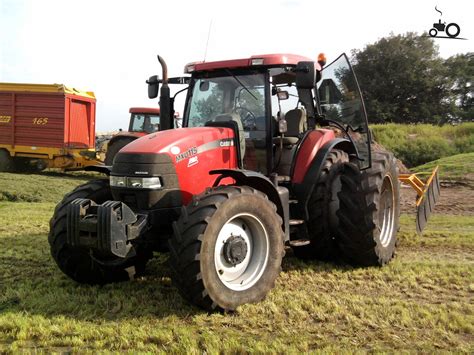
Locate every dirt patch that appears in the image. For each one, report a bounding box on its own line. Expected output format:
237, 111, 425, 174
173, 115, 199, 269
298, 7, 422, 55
400, 183, 474, 215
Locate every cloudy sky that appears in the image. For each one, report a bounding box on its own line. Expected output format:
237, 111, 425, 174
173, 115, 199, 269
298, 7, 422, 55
1, 0, 472, 131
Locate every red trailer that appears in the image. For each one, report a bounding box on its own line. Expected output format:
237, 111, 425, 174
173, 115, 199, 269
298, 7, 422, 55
0, 82, 99, 171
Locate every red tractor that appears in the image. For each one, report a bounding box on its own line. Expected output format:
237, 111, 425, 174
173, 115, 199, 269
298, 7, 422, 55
49, 53, 439, 311
103, 107, 161, 165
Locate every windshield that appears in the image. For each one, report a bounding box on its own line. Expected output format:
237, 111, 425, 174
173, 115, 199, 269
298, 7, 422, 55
186, 73, 265, 128
185, 72, 269, 173
317, 54, 371, 168
130, 114, 160, 133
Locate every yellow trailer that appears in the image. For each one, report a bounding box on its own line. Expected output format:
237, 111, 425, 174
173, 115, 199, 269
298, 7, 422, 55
0, 82, 101, 171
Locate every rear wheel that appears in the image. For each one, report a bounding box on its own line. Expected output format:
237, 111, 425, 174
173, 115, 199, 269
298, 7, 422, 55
49, 179, 151, 284
104, 137, 136, 165
169, 186, 284, 311
336, 151, 400, 266
0, 149, 12, 172
292, 149, 349, 261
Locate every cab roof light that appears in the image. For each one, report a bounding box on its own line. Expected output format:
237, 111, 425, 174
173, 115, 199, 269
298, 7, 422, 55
251, 58, 264, 66
317, 53, 327, 67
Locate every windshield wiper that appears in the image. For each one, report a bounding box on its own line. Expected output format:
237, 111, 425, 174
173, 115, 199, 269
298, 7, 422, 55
224, 69, 257, 101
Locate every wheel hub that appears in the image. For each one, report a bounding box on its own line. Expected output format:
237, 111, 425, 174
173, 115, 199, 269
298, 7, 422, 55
223, 235, 248, 266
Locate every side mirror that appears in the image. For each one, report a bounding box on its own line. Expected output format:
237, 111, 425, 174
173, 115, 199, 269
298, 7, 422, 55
199, 81, 210, 92
295, 61, 316, 89
277, 90, 289, 100
147, 75, 160, 99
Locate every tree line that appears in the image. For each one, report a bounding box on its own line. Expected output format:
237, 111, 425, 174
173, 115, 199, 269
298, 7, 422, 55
351, 32, 473, 124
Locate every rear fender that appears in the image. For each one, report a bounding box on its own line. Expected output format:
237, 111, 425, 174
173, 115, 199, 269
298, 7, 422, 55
210, 169, 290, 241
292, 138, 356, 220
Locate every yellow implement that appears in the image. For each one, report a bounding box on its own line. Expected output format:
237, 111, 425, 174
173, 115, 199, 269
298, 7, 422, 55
399, 166, 441, 234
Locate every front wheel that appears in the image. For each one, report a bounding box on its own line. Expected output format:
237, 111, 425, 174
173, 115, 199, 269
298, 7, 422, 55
429, 28, 437, 37
49, 179, 151, 284
169, 186, 284, 311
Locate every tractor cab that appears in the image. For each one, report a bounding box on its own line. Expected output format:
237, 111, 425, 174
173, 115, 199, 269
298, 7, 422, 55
181, 53, 371, 177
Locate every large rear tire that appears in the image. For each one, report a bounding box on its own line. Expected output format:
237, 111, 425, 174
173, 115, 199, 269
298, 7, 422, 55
49, 179, 151, 284
169, 186, 285, 311
292, 149, 349, 261
104, 137, 136, 165
336, 151, 400, 266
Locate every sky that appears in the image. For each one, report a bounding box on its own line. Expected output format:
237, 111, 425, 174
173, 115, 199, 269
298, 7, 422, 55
1, 0, 472, 131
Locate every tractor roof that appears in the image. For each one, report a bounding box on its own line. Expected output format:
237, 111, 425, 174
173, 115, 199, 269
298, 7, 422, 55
184, 54, 317, 74
129, 107, 161, 114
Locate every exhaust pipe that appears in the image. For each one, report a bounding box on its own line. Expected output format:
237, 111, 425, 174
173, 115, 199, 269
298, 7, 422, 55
157, 55, 172, 130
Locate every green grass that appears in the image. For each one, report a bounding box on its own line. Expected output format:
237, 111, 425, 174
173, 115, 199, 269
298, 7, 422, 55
0, 195, 473, 351
0, 171, 97, 203
371, 123, 474, 167
412, 152, 474, 184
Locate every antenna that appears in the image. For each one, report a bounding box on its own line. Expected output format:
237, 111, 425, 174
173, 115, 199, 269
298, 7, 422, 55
203, 19, 213, 62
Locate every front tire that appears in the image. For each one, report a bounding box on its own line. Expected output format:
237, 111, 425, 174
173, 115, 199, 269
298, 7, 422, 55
336, 152, 400, 266
169, 186, 284, 311
49, 179, 151, 284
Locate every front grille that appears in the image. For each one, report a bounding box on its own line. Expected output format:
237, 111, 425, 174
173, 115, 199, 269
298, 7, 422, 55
111, 153, 181, 210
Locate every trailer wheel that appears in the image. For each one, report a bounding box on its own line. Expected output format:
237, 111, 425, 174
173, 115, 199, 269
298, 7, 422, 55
292, 149, 349, 261
336, 152, 400, 266
104, 137, 137, 165
0, 149, 12, 172
169, 186, 284, 311
49, 179, 151, 284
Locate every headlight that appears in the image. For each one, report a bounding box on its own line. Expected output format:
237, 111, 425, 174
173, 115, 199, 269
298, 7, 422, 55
110, 176, 162, 189
110, 176, 126, 187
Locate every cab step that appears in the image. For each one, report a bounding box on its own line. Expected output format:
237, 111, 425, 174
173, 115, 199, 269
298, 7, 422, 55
289, 239, 311, 247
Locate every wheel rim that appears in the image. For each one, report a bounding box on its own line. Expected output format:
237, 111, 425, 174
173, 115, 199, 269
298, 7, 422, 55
379, 175, 395, 247
214, 213, 269, 291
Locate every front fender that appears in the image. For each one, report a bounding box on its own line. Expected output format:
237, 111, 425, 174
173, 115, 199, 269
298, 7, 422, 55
210, 169, 290, 241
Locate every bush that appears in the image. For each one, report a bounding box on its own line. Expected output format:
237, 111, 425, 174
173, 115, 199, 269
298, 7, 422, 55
370, 123, 474, 167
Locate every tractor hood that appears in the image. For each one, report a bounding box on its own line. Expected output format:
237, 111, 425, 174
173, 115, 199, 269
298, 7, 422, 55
119, 126, 234, 158
111, 126, 239, 206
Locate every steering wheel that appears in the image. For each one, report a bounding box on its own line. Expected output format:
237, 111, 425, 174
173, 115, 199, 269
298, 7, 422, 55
234, 107, 257, 130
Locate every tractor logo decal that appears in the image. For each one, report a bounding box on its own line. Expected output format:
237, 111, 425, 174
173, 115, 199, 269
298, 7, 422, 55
175, 139, 235, 163
187, 156, 199, 168
175, 147, 198, 162
428, 6, 465, 40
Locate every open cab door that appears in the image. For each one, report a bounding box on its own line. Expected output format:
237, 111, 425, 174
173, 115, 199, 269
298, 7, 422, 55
317, 53, 371, 169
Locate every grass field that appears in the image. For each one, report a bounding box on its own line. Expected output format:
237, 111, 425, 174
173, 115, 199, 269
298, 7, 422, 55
0, 171, 473, 352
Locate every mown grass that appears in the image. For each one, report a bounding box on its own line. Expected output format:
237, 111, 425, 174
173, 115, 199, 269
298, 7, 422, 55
371, 123, 474, 167
0, 171, 97, 202
0, 171, 473, 352
411, 152, 474, 184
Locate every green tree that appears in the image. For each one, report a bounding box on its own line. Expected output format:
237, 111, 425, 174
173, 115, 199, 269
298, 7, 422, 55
444, 53, 474, 121
351, 32, 452, 124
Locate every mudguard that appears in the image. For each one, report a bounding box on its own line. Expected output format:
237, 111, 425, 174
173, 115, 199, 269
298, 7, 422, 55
292, 138, 356, 220
210, 169, 290, 241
